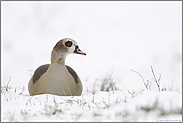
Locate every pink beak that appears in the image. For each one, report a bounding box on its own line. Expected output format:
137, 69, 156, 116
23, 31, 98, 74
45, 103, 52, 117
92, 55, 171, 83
74, 46, 86, 55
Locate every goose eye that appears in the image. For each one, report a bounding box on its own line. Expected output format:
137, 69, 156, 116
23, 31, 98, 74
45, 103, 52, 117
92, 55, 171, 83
65, 41, 72, 47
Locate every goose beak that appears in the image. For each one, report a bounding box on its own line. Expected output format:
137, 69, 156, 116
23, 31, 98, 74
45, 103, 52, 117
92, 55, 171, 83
74, 46, 86, 55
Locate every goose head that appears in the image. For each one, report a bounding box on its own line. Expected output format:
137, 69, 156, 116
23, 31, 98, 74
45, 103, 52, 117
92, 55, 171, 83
51, 38, 86, 64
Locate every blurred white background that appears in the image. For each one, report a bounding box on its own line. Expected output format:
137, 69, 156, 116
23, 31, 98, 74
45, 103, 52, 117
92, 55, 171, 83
1, 1, 182, 94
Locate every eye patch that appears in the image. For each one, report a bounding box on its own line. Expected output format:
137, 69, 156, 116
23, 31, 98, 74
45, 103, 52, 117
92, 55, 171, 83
65, 41, 73, 47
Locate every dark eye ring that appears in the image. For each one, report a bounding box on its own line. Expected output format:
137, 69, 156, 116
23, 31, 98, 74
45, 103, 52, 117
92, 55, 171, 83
65, 41, 73, 47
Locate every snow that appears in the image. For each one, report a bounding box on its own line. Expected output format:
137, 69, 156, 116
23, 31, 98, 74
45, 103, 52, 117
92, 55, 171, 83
1, 87, 182, 121
1, 1, 182, 122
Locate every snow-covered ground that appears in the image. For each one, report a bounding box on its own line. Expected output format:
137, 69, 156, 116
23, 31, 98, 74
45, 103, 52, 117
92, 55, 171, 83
1, 1, 182, 122
1, 86, 182, 122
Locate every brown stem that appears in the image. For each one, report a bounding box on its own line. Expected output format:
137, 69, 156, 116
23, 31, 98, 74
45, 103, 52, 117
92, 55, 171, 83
151, 66, 160, 91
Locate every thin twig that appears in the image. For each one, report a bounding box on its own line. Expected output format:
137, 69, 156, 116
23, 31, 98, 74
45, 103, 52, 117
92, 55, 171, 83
26, 96, 33, 105
6, 76, 11, 91
130, 69, 148, 89
170, 81, 174, 91
92, 90, 96, 103
3, 92, 9, 102
158, 74, 162, 82
92, 92, 95, 103
151, 66, 160, 91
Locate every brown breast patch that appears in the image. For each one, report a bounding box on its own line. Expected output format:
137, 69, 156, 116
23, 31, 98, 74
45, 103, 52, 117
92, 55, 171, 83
33, 64, 50, 84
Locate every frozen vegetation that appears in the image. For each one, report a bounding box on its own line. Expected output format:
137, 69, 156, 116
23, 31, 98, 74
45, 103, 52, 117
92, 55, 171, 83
1, 69, 182, 122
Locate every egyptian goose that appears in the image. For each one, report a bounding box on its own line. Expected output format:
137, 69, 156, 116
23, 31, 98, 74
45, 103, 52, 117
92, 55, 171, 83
28, 38, 86, 96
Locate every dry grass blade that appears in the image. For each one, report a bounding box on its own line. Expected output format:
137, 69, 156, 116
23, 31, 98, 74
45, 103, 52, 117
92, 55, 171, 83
151, 66, 161, 91
100, 75, 118, 92
6, 76, 11, 91
19, 86, 25, 95
130, 69, 148, 89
